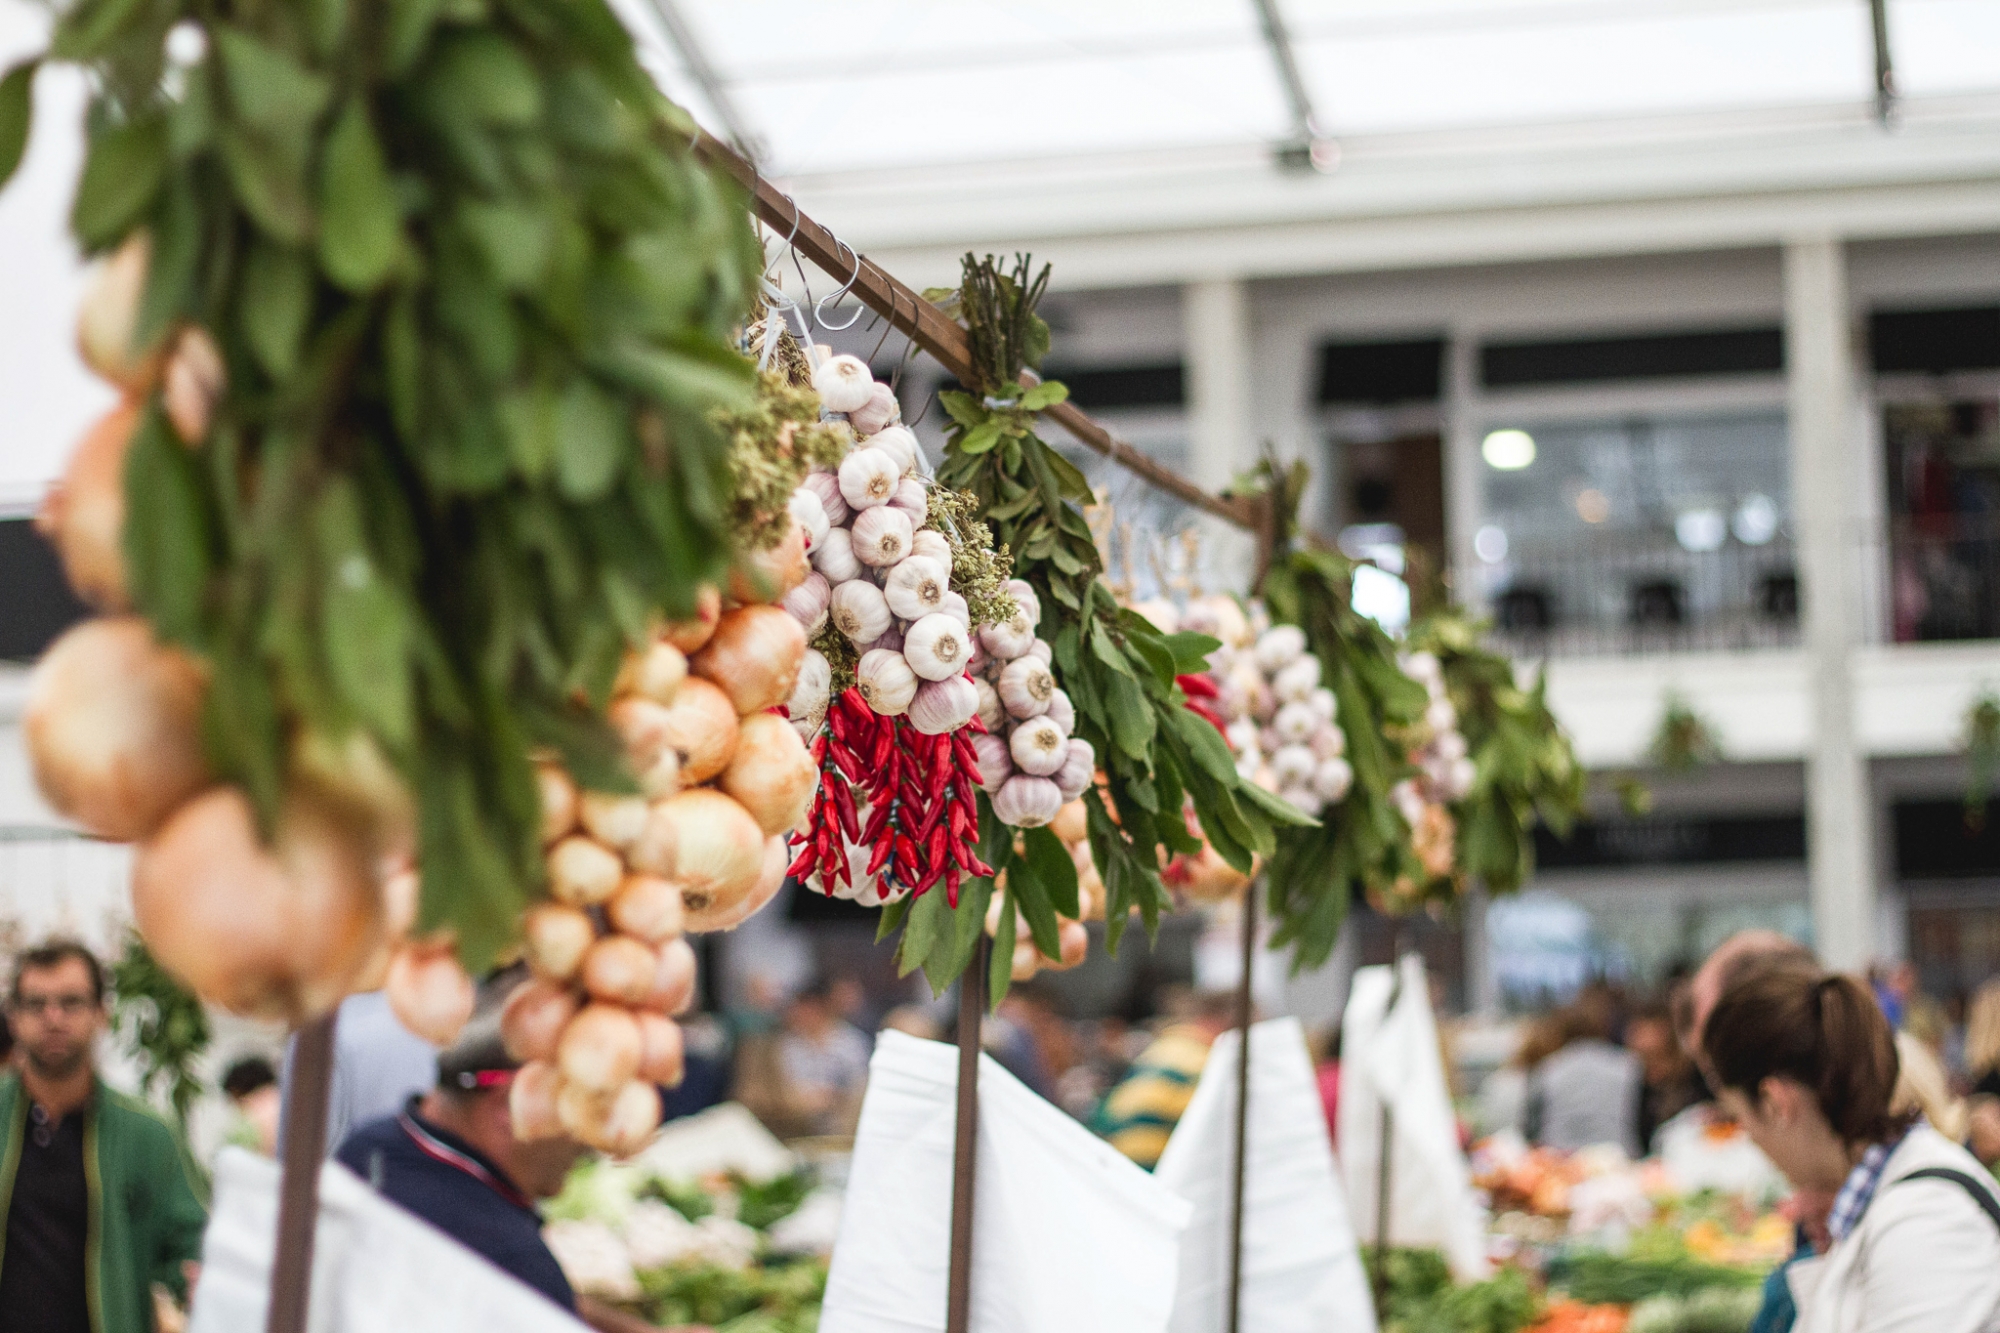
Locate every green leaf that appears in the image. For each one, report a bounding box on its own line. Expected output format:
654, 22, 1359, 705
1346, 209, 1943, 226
1162, 631, 1222, 675
957, 419, 1004, 455
122, 408, 215, 646
215, 29, 331, 136
317, 100, 402, 291
1102, 671, 1156, 759
72, 116, 167, 249
555, 376, 628, 499
239, 240, 314, 379
988, 891, 1017, 1006
923, 877, 993, 997
313, 478, 415, 746
50, 0, 147, 59
384, 0, 446, 74
0, 61, 36, 192
459, 200, 551, 290
897, 886, 945, 978
1020, 380, 1068, 411
1021, 825, 1079, 920
428, 30, 542, 126
217, 125, 314, 243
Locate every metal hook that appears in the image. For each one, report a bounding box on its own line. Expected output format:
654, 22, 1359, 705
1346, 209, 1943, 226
762, 203, 804, 283
814, 240, 866, 332
868, 287, 901, 364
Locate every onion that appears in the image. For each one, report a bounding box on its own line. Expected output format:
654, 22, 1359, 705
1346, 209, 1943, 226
509, 1061, 565, 1141
607, 873, 683, 944
501, 977, 581, 1062
690, 606, 805, 716
384, 943, 475, 1046
381, 865, 421, 941
594, 1080, 663, 1157
578, 792, 649, 852
659, 585, 722, 653
537, 762, 579, 843
1050, 799, 1089, 846
26, 617, 211, 841
547, 835, 623, 907
639, 790, 764, 919
1049, 919, 1090, 971
641, 937, 698, 1015
290, 729, 415, 857
652, 678, 739, 783
581, 935, 658, 1005
557, 1002, 642, 1093
131, 787, 384, 1022
636, 1013, 685, 1085
163, 325, 225, 445
614, 641, 687, 705
687, 834, 789, 933
721, 713, 818, 836
727, 517, 810, 604
522, 902, 596, 980
556, 1080, 612, 1140
37, 402, 138, 610
76, 233, 163, 392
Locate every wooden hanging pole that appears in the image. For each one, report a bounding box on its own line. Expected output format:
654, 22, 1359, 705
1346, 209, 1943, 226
1226, 879, 1260, 1333
947, 935, 990, 1333
267, 1009, 338, 1333
686, 127, 1266, 535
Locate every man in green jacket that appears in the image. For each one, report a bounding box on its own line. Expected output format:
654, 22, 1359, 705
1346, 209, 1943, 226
0, 940, 207, 1333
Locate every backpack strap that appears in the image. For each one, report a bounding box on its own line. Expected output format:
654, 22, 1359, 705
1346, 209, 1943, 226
1895, 1166, 2000, 1232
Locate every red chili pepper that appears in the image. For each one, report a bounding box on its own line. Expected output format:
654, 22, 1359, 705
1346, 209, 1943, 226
833, 782, 860, 841
1176, 672, 1219, 700
964, 852, 996, 878
945, 863, 961, 904
954, 772, 977, 809
1186, 699, 1229, 735
896, 832, 920, 873
948, 800, 970, 840
866, 836, 893, 877
926, 822, 948, 874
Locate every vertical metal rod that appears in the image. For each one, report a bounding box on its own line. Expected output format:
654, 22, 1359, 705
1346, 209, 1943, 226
1869, 0, 1895, 125
267, 1010, 338, 1333
1227, 880, 1259, 1333
946, 936, 989, 1333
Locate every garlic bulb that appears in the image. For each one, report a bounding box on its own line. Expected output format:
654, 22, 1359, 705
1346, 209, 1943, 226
937, 590, 971, 627
911, 529, 953, 569
973, 677, 1002, 732
971, 733, 1013, 792
850, 505, 914, 566
1044, 688, 1075, 735
1310, 724, 1347, 760
1426, 698, 1458, 733
869, 425, 921, 475
1310, 687, 1338, 721
993, 774, 1063, 828
830, 579, 892, 645
856, 648, 918, 716
782, 570, 831, 635
1271, 744, 1316, 789
1312, 757, 1354, 804
1272, 701, 1317, 745
1277, 785, 1317, 815
1434, 729, 1467, 762
1272, 655, 1320, 702
888, 476, 928, 523
812, 526, 861, 584
1225, 717, 1259, 755
1053, 738, 1095, 801
998, 655, 1055, 719
800, 471, 849, 527
787, 487, 829, 552
1004, 579, 1040, 624
903, 612, 970, 681
979, 607, 1035, 660
1010, 715, 1069, 776
1253, 625, 1307, 674
1026, 638, 1052, 665
838, 447, 899, 511
909, 675, 979, 735
1444, 756, 1476, 800
813, 354, 875, 413
883, 555, 948, 621
866, 626, 904, 655
850, 381, 900, 435
789, 648, 832, 719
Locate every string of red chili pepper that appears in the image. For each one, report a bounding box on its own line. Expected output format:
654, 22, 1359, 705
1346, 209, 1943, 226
1176, 672, 1229, 737
787, 689, 869, 891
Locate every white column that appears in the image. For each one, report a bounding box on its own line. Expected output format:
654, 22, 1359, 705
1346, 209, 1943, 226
1182, 278, 1259, 585
1442, 330, 1486, 614
1783, 236, 1875, 970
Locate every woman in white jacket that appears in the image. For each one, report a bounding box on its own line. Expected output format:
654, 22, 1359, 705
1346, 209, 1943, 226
1704, 959, 2000, 1333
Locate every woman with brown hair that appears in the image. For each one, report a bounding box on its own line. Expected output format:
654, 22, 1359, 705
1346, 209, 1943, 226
1703, 959, 2000, 1333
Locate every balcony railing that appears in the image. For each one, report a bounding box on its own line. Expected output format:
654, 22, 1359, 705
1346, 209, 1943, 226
1887, 515, 2000, 644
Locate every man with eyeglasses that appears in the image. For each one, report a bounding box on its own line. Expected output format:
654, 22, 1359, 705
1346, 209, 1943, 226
0, 939, 207, 1333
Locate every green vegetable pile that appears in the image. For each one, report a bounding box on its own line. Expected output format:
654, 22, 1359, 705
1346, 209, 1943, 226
1546, 1251, 1761, 1306
109, 932, 210, 1129
637, 1259, 823, 1333
0, 0, 760, 963
1367, 1247, 1540, 1333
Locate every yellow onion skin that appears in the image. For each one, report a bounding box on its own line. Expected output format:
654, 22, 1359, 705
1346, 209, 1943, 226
547, 835, 623, 907
622, 678, 737, 785
555, 1079, 613, 1141
537, 762, 579, 844
659, 586, 722, 654
1050, 799, 1089, 846
636, 1013, 685, 1085
594, 1080, 663, 1157
510, 1061, 566, 1141
75, 234, 164, 393
37, 402, 138, 611
557, 1002, 642, 1093
132, 787, 385, 1023
686, 833, 788, 933
522, 903, 596, 981
721, 712, 819, 837
690, 606, 806, 716
581, 935, 657, 1006
726, 518, 810, 605
501, 977, 581, 1063
641, 938, 698, 1016
647, 790, 765, 925
385, 944, 476, 1046
1048, 919, 1090, 971
26, 617, 212, 842
606, 874, 683, 944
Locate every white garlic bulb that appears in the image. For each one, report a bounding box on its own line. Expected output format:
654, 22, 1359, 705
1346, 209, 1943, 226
1310, 724, 1347, 760
1003, 579, 1040, 625
1043, 687, 1075, 735
1225, 717, 1260, 755
800, 470, 849, 527
1425, 698, 1458, 733
993, 774, 1063, 829
1271, 744, 1316, 790
883, 556, 948, 622
789, 648, 832, 720
787, 487, 829, 554
1401, 651, 1441, 686
1272, 655, 1320, 703
812, 526, 861, 584
1390, 779, 1426, 825
937, 590, 971, 627
782, 571, 831, 635
911, 529, 953, 569
1272, 701, 1317, 745
1253, 625, 1307, 674
1312, 757, 1354, 804
998, 655, 1055, 720
1434, 729, 1468, 763
973, 677, 1003, 732
888, 475, 928, 524
830, 578, 892, 645
838, 447, 900, 512
1277, 785, 1318, 816
856, 648, 918, 716
1026, 638, 1052, 665
1309, 687, 1337, 721
813, 354, 874, 413
865, 625, 904, 656
1010, 715, 1069, 776
1053, 737, 1094, 801
971, 732, 1013, 792
979, 607, 1035, 660
1445, 756, 1477, 800
909, 675, 979, 735
869, 426, 921, 476
903, 612, 970, 681
850, 382, 900, 436
850, 505, 914, 567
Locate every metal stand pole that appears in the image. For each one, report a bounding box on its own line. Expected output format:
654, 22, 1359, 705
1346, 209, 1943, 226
946, 935, 989, 1333
1226, 879, 1259, 1333
268, 1009, 338, 1333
